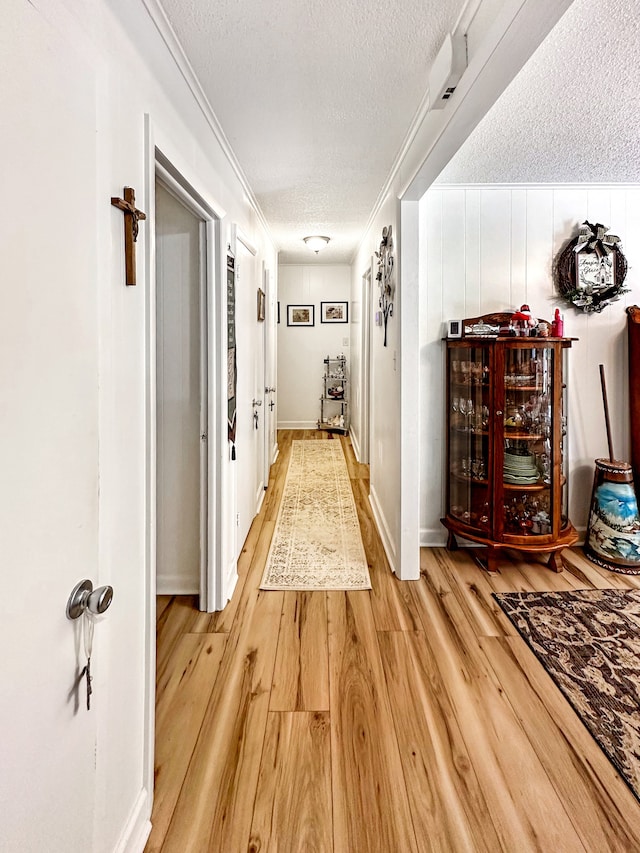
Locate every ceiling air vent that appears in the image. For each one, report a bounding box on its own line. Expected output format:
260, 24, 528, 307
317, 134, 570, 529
428, 32, 467, 110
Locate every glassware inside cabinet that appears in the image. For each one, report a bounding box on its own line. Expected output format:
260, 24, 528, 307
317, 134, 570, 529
448, 345, 491, 533
502, 346, 555, 537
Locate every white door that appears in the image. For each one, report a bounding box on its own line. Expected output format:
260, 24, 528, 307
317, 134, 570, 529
263, 265, 277, 484
155, 181, 207, 601
235, 242, 264, 549
1, 4, 98, 843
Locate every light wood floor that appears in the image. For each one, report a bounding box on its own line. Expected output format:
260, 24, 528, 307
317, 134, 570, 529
147, 430, 640, 853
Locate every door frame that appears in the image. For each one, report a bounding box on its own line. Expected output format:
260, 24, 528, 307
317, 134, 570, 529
143, 116, 227, 816
154, 176, 209, 602
153, 160, 219, 607
262, 264, 277, 486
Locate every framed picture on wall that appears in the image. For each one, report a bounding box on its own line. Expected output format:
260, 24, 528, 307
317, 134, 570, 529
257, 288, 265, 322
320, 301, 348, 323
287, 304, 315, 326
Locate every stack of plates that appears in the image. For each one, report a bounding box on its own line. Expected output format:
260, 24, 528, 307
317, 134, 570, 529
503, 449, 539, 485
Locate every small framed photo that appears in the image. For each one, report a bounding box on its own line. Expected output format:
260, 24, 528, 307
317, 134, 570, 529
448, 319, 462, 338
257, 288, 265, 322
287, 304, 314, 326
320, 301, 348, 323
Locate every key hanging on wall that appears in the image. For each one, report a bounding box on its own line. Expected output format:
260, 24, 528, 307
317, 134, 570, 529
79, 609, 95, 711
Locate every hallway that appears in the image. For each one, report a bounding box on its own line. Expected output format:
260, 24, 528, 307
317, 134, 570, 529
149, 431, 640, 853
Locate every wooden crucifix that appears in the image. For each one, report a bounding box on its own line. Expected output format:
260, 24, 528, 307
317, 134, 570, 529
111, 187, 146, 286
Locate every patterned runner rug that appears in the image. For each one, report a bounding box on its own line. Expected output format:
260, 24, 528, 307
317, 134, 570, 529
260, 440, 371, 590
494, 588, 640, 802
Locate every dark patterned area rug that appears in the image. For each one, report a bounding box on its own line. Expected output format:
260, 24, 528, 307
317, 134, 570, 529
494, 588, 640, 802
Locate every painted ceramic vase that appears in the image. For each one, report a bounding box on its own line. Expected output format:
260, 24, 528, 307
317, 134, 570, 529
585, 459, 640, 574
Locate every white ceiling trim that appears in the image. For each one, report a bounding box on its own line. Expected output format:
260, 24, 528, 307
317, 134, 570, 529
140, 0, 277, 250
236, 228, 258, 256
434, 182, 640, 190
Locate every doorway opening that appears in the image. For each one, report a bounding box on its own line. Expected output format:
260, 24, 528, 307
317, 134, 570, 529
143, 129, 226, 822
155, 178, 209, 606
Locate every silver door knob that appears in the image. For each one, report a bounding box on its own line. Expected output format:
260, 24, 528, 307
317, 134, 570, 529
265, 387, 276, 393
252, 399, 262, 406
67, 579, 114, 619
88, 585, 114, 615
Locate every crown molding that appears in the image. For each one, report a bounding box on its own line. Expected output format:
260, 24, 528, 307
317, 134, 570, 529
140, 0, 277, 249
432, 182, 640, 191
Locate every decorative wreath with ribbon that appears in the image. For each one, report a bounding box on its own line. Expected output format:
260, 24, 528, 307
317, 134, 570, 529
554, 221, 629, 313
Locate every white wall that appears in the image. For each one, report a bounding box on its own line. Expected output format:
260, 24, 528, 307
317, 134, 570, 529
351, 195, 404, 573
1, 1, 277, 851
277, 265, 351, 428
420, 184, 640, 545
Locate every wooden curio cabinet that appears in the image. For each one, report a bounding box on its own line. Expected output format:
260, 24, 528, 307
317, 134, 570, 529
442, 313, 578, 572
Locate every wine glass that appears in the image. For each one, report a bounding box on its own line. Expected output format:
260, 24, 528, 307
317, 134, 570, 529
458, 398, 469, 427
466, 399, 474, 430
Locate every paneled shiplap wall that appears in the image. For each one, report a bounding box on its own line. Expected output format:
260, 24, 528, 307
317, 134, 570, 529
420, 185, 640, 544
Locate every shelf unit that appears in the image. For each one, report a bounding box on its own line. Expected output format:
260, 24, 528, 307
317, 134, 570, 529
318, 354, 349, 434
442, 312, 578, 572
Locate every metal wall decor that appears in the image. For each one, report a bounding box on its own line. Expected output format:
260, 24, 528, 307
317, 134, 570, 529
227, 252, 237, 458
375, 225, 395, 346
554, 221, 629, 313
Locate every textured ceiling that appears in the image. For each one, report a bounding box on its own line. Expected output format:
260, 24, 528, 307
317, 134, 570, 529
436, 0, 640, 184
157, 0, 467, 262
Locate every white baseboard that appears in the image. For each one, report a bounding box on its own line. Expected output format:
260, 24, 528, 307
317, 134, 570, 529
420, 527, 448, 547
255, 487, 266, 516
115, 788, 151, 853
369, 485, 398, 574
350, 428, 361, 462
156, 574, 198, 595
277, 420, 317, 429
222, 561, 239, 609
271, 443, 279, 464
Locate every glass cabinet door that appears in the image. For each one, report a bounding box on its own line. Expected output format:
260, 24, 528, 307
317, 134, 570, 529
447, 345, 491, 535
501, 345, 556, 538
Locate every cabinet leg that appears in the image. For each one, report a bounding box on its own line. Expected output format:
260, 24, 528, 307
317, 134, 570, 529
547, 550, 565, 573
446, 531, 458, 551
485, 549, 499, 574
472, 548, 498, 573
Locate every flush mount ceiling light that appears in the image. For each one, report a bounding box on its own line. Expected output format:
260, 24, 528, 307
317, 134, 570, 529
303, 235, 330, 254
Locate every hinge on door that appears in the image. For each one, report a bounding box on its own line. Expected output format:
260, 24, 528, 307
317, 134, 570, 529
201, 433, 207, 441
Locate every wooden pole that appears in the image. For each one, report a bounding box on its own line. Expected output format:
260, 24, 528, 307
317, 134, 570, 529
599, 363, 615, 463
628, 306, 640, 486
